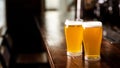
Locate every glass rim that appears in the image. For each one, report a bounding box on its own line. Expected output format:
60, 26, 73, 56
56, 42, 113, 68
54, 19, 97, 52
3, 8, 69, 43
82, 21, 102, 28
65, 19, 83, 25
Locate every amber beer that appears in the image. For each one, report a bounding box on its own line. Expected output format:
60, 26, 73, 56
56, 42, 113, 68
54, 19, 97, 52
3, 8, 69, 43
83, 21, 102, 60
64, 19, 83, 56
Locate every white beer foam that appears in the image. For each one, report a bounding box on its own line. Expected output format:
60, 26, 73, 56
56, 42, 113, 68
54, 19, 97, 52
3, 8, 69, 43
83, 21, 102, 28
65, 19, 83, 25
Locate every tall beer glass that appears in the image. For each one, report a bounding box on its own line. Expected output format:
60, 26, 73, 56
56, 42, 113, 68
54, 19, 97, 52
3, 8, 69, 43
83, 21, 102, 61
64, 19, 83, 56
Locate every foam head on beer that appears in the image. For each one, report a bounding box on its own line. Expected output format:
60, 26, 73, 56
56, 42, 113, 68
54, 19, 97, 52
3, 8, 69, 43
65, 19, 83, 25
83, 21, 102, 28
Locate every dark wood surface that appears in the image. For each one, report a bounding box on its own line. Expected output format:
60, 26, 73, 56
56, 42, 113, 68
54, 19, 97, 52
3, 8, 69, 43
37, 11, 120, 68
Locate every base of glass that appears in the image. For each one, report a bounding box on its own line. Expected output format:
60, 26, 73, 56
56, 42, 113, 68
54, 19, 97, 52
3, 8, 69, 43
67, 52, 82, 56
85, 55, 100, 61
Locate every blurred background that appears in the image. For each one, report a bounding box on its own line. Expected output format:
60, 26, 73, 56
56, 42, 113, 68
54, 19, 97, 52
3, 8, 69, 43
0, 0, 120, 68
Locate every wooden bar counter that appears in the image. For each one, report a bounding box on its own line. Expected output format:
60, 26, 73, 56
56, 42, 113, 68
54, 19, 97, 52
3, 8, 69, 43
37, 11, 120, 68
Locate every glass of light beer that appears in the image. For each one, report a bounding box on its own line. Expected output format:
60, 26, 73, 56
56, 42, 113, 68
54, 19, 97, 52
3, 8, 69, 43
64, 19, 83, 56
83, 21, 102, 61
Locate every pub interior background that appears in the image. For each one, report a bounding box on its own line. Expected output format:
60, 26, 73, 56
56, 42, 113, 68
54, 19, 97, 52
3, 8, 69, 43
0, 0, 120, 68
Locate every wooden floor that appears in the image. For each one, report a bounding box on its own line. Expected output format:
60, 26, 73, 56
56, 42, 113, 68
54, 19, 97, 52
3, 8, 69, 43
13, 53, 51, 68
0, 52, 51, 68
10, 63, 50, 68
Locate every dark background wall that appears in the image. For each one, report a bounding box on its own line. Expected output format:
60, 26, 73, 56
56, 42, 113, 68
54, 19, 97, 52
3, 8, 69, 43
6, 0, 45, 53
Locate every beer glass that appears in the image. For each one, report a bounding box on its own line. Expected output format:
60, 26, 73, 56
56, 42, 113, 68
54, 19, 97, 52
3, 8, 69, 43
64, 19, 83, 56
83, 21, 102, 61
